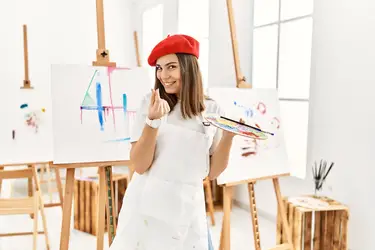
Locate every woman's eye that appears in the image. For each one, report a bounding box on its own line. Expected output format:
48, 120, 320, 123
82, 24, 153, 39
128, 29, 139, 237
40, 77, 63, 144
168, 65, 176, 70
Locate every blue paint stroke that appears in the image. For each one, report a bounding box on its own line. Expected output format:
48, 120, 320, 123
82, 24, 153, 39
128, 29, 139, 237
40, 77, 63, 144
96, 82, 104, 131
234, 101, 254, 118
122, 93, 127, 120
81, 106, 104, 111
20, 103, 28, 109
105, 137, 131, 143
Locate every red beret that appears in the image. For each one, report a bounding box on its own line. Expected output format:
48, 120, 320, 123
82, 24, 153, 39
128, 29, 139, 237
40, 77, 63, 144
147, 34, 200, 66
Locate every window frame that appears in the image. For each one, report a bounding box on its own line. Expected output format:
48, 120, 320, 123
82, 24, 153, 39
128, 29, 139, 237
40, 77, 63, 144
252, 1, 313, 100
251, 0, 314, 178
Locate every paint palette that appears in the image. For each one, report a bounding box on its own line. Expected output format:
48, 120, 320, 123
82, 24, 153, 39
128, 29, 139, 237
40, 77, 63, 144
204, 115, 269, 140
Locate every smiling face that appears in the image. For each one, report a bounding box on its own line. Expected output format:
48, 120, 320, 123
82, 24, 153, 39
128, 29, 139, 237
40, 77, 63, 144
153, 53, 205, 119
155, 54, 182, 95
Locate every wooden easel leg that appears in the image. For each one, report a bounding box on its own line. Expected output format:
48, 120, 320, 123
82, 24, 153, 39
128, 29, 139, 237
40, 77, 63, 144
219, 218, 225, 250
59, 168, 75, 250
28, 164, 34, 219
248, 182, 261, 250
45, 163, 53, 203
273, 178, 294, 250
219, 185, 233, 250
32, 165, 51, 250
97, 167, 107, 250
0, 166, 3, 193
205, 178, 216, 226
54, 167, 64, 209
104, 166, 116, 246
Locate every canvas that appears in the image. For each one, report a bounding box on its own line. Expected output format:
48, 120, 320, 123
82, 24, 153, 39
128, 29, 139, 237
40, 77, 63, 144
207, 87, 290, 185
0, 88, 53, 165
51, 64, 151, 164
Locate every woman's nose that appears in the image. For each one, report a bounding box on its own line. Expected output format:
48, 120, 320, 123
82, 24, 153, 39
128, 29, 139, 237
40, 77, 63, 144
161, 70, 170, 80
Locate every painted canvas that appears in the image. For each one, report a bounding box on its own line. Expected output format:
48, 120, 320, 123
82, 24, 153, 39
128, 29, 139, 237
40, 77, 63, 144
0, 90, 53, 165
51, 65, 152, 164
207, 87, 290, 185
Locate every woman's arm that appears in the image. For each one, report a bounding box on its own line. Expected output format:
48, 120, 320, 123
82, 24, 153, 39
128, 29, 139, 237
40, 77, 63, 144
208, 131, 235, 180
130, 89, 170, 175
130, 125, 158, 174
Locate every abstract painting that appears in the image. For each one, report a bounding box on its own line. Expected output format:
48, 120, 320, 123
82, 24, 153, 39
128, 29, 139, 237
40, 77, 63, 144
0, 90, 53, 165
51, 64, 151, 164
79, 67, 137, 143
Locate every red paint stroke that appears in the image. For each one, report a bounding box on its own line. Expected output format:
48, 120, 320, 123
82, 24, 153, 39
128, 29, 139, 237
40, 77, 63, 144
271, 117, 280, 129
242, 151, 257, 157
242, 131, 259, 138
257, 102, 267, 115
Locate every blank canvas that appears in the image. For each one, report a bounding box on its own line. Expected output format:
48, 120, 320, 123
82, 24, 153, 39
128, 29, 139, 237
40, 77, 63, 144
207, 87, 290, 185
51, 64, 151, 164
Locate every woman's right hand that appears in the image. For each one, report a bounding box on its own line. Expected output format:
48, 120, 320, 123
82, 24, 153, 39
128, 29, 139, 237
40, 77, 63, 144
148, 88, 170, 120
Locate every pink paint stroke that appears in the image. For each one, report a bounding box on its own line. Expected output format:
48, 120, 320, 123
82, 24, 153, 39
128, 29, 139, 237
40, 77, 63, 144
106, 66, 131, 131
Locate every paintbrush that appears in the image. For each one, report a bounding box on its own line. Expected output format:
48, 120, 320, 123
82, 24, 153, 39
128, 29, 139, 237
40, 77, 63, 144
312, 160, 335, 194
220, 115, 274, 136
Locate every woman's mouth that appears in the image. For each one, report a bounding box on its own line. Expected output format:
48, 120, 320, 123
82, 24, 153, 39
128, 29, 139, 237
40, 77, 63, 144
164, 81, 176, 87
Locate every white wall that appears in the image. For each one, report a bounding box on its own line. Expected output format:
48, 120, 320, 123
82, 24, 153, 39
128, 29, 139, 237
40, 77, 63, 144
307, 0, 375, 248
209, 0, 375, 249
0, 0, 136, 88
208, 0, 253, 88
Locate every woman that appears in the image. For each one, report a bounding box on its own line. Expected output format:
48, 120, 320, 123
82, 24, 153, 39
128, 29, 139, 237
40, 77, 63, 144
110, 34, 235, 250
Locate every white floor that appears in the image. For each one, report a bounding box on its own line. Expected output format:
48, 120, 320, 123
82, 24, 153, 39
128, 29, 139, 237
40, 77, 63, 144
0, 176, 278, 250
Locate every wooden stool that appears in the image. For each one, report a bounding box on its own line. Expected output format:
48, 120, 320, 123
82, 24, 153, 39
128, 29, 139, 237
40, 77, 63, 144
277, 195, 349, 250
0, 166, 50, 250
204, 177, 215, 226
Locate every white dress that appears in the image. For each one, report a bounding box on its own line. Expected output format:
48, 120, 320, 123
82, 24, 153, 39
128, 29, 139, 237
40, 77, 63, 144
109, 94, 222, 250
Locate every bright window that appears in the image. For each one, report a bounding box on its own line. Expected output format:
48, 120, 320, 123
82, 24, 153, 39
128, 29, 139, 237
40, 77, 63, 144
178, 0, 210, 90
252, 0, 313, 178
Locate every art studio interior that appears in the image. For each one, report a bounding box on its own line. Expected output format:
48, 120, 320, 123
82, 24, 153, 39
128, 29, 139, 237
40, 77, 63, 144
0, 0, 373, 249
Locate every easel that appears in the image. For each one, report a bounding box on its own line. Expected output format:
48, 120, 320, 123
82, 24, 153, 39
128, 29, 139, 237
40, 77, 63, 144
55, 161, 127, 250
218, 1, 294, 249
21, 24, 33, 89
56, 0, 125, 249
0, 162, 64, 214
92, 0, 116, 67
0, 163, 51, 250
1, 25, 64, 214
133, 31, 142, 67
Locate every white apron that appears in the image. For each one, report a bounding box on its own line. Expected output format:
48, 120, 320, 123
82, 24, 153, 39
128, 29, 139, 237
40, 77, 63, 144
109, 114, 215, 250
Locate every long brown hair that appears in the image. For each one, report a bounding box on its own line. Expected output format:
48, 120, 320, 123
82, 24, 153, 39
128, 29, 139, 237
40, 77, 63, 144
154, 53, 206, 119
